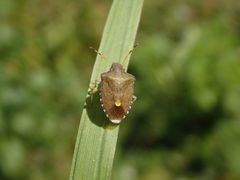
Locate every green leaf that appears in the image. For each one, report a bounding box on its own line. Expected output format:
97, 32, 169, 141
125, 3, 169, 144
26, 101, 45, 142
69, 0, 144, 180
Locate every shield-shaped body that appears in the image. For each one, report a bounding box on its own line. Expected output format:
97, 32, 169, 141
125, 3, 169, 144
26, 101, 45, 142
100, 63, 135, 124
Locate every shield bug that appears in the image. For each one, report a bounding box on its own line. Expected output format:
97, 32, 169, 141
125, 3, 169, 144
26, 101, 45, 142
89, 45, 137, 124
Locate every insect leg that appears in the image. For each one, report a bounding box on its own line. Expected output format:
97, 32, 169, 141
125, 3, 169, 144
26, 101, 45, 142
132, 95, 137, 102
86, 80, 101, 104
88, 80, 100, 95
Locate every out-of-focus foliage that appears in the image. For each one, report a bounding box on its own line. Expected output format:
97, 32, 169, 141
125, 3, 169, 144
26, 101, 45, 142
0, 0, 240, 180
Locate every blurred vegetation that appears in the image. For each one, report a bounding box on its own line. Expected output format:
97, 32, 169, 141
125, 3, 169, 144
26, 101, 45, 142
0, 0, 240, 180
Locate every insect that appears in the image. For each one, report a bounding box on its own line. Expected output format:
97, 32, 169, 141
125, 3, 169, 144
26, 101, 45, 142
89, 45, 137, 124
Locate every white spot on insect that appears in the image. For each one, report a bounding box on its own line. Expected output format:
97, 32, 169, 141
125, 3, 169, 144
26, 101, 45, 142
100, 98, 102, 101
103, 109, 106, 112
101, 104, 103, 107
129, 106, 132, 109
110, 119, 121, 124
123, 115, 126, 119
106, 114, 109, 117
126, 111, 129, 114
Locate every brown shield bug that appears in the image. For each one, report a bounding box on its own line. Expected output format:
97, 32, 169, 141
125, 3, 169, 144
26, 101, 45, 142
89, 45, 137, 124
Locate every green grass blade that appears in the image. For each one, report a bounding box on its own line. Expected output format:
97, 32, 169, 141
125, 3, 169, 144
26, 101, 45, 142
69, 0, 144, 179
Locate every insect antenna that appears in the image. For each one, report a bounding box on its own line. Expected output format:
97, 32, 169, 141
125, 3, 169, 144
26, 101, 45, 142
121, 43, 139, 65
89, 46, 109, 61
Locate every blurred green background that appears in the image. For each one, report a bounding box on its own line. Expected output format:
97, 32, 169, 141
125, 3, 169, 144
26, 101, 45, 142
1, 0, 240, 179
